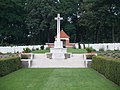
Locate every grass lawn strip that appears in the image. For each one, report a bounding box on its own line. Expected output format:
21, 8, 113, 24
0, 68, 119, 90
67, 48, 87, 54
32, 50, 50, 53
32, 48, 87, 54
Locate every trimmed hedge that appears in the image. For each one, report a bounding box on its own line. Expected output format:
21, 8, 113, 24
92, 56, 120, 86
0, 57, 22, 77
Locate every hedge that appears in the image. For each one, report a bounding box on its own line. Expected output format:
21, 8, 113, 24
0, 57, 22, 77
92, 56, 120, 86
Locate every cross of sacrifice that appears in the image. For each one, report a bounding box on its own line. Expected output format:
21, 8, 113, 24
55, 14, 63, 42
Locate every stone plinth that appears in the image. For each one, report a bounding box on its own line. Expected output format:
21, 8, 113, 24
54, 41, 63, 48
50, 48, 67, 59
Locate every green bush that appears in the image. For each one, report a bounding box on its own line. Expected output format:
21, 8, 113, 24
0, 57, 22, 77
40, 45, 44, 50
46, 47, 50, 50
92, 56, 120, 86
86, 47, 96, 53
36, 48, 39, 50
23, 48, 31, 53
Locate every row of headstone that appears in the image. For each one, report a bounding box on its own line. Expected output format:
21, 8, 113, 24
0, 45, 48, 53
0, 43, 120, 53
75, 43, 120, 51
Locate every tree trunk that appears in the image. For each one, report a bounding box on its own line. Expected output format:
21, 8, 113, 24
112, 24, 115, 43
96, 30, 99, 43
0, 39, 4, 45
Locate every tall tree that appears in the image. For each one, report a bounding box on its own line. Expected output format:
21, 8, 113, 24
78, 0, 120, 43
1, 0, 119, 45
0, 0, 27, 45
25, 0, 83, 44
25, 0, 58, 44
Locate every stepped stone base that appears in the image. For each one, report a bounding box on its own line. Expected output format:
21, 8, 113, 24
31, 54, 86, 68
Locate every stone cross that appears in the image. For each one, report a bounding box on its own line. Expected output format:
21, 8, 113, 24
55, 14, 63, 42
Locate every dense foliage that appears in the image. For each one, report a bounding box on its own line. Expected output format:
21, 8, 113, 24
0, 0, 120, 45
0, 0, 27, 45
92, 56, 120, 86
23, 47, 31, 53
0, 57, 22, 77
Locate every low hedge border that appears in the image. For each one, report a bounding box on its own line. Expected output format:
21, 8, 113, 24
92, 56, 120, 86
0, 57, 22, 77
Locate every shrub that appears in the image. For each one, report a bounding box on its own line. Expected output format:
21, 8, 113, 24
23, 47, 31, 53
114, 49, 119, 51
40, 45, 44, 50
36, 48, 39, 50
0, 57, 22, 77
86, 47, 96, 53
46, 47, 50, 50
92, 56, 120, 86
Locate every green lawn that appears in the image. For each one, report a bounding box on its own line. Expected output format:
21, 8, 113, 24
0, 68, 119, 90
32, 48, 87, 54
32, 49, 50, 53
67, 48, 87, 54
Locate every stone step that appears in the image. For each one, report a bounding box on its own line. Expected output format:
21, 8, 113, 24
31, 59, 85, 68
30, 54, 86, 68
33, 54, 85, 59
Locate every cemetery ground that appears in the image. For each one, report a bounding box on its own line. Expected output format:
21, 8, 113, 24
0, 68, 120, 90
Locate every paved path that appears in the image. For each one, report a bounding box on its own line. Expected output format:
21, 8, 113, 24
31, 54, 86, 68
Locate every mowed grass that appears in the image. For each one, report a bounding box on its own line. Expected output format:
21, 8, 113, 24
32, 49, 50, 53
32, 48, 87, 54
0, 68, 120, 90
67, 48, 87, 54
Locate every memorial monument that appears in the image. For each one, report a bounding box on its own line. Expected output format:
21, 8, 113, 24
50, 14, 67, 59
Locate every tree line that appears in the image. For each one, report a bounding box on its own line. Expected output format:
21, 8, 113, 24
0, 0, 120, 45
